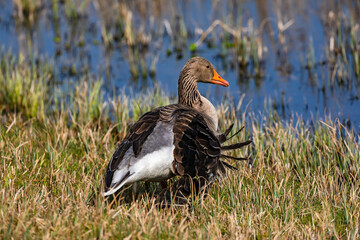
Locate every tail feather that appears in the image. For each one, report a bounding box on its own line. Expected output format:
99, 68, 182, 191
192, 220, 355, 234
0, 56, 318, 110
220, 154, 248, 161
220, 160, 238, 170
218, 124, 234, 143
221, 140, 252, 151
226, 126, 244, 142
218, 125, 246, 143
218, 126, 251, 171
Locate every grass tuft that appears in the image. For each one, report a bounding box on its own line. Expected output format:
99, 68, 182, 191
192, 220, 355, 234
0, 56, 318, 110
0, 53, 53, 120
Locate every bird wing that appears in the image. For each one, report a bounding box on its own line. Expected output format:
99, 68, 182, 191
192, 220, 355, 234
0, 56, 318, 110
105, 107, 162, 188
171, 106, 225, 181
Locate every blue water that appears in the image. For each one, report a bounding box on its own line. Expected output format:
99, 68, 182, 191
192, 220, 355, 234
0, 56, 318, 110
0, 0, 359, 129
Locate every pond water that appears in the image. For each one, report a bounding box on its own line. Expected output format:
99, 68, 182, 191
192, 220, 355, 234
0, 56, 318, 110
0, 0, 359, 129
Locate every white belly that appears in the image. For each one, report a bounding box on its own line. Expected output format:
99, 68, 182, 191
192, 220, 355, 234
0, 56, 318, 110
111, 121, 176, 187
128, 145, 175, 182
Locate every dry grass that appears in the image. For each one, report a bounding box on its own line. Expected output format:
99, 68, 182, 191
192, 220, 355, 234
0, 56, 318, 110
1, 1, 360, 237
1, 82, 359, 238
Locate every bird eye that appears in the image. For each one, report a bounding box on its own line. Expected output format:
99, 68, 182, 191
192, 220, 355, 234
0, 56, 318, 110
206, 66, 210, 68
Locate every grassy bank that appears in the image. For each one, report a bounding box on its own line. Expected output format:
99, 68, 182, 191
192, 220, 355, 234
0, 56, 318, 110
1, 57, 360, 239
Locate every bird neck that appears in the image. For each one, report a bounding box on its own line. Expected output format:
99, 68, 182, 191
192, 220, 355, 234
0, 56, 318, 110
178, 74, 218, 132
178, 73, 201, 107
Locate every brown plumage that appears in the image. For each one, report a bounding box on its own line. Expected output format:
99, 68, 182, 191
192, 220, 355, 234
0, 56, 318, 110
103, 57, 251, 206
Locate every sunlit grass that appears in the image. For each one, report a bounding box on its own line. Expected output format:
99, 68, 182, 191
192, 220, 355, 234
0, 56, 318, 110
0, 72, 359, 238
1, 1, 360, 238
0, 53, 53, 119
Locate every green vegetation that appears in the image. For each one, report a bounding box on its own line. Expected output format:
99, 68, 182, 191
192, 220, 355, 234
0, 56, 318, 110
0, 53, 359, 239
0, 52, 53, 120
1, 0, 360, 238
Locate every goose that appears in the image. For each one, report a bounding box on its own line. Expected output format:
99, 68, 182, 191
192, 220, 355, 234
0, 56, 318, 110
103, 57, 251, 203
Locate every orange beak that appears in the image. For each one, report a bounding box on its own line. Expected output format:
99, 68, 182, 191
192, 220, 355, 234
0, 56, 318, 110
211, 69, 229, 87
